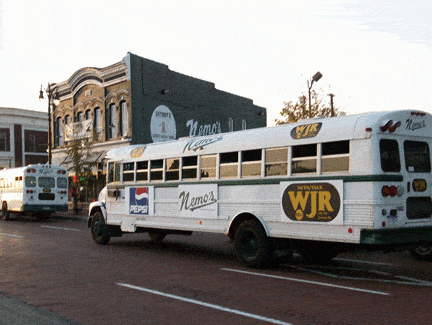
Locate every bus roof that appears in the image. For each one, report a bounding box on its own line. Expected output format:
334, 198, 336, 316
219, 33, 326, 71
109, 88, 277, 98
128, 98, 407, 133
106, 110, 432, 162
0, 164, 66, 174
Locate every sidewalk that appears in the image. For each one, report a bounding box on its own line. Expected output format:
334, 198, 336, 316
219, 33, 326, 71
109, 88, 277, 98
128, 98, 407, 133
51, 209, 88, 222
0, 291, 83, 325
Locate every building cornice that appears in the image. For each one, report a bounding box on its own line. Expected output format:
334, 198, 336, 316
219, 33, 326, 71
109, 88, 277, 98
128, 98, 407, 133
55, 60, 129, 101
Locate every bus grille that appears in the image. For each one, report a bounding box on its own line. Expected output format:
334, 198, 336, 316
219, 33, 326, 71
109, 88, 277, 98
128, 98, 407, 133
407, 197, 432, 220
38, 193, 55, 201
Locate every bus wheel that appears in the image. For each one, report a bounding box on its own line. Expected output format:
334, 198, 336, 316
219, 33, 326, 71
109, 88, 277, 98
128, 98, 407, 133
409, 244, 432, 261
298, 241, 338, 264
2, 202, 10, 221
234, 219, 273, 268
148, 230, 167, 242
91, 211, 111, 245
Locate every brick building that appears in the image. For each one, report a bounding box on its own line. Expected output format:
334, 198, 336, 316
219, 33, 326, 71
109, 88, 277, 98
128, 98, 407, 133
0, 108, 48, 169
51, 52, 267, 197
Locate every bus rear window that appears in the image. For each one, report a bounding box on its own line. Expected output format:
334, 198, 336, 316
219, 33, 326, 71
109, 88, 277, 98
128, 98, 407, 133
25, 176, 36, 187
380, 139, 400, 172
38, 177, 55, 188
57, 178, 68, 189
404, 141, 431, 173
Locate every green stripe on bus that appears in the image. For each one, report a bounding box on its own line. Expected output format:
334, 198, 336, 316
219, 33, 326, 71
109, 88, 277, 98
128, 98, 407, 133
361, 226, 432, 245
108, 174, 403, 189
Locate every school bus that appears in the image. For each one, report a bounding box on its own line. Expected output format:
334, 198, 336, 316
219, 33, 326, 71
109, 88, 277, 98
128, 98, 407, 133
1, 164, 68, 220
88, 110, 432, 267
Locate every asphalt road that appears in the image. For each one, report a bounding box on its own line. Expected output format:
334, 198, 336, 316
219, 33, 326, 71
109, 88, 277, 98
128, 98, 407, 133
1, 214, 432, 325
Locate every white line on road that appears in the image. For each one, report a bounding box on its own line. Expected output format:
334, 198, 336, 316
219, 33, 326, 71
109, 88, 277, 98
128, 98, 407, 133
334, 257, 393, 266
41, 226, 80, 232
222, 268, 390, 296
0, 233, 24, 238
116, 282, 294, 325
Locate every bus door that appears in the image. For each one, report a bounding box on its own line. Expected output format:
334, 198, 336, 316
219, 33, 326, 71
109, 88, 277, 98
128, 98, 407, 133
106, 162, 127, 225
381, 138, 432, 224
402, 139, 432, 222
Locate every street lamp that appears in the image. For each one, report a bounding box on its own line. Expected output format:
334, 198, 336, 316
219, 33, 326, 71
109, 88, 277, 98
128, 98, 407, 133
328, 93, 335, 117
39, 83, 60, 165
307, 71, 323, 117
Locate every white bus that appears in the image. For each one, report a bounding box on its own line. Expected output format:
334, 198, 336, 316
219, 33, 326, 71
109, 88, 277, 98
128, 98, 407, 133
88, 110, 432, 267
0, 164, 69, 220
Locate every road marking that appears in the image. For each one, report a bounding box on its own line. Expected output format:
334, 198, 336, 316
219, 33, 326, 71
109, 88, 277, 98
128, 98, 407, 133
116, 282, 293, 325
334, 257, 392, 266
222, 268, 390, 296
0, 232, 24, 238
41, 226, 80, 232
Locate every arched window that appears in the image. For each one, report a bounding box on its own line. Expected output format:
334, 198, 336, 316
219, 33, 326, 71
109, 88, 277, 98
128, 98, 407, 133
120, 101, 128, 137
56, 117, 63, 146
85, 109, 91, 120
65, 115, 71, 125
94, 108, 101, 140
109, 104, 117, 139
77, 112, 84, 122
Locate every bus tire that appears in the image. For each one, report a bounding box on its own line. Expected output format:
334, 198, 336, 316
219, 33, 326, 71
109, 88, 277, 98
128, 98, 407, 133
91, 211, 111, 245
234, 219, 273, 268
2, 202, 10, 221
148, 230, 167, 242
409, 244, 432, 261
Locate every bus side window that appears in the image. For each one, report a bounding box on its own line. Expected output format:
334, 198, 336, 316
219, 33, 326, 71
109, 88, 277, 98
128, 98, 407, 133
380, 139, 400, 172
241, 149, 262, 177
220, 151, 239, 178
150, 159, 163, 181
166, 158, 180, 181
123, 162, 135, 182
200, 155, 217, 179
292, 144, 317, 174
114, 163, 120, 182
265, 147, 288, 176
108, 163, 114, 183
136, 161, 148, 181
182, 156, 197, 179
321, 140, 350, 173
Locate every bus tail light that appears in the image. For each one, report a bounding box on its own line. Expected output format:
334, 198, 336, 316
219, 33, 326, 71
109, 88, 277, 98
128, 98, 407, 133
57, 170, 66, 174
26, 190, 34, 194
382, 185, 398, 197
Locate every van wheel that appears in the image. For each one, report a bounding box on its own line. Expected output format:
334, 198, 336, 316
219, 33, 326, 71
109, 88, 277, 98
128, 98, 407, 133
91, 211, 111, 245
410, 244, 432, 261
148, 230, 167, 242
234, 219, 273, 268
2, 202, 10, 221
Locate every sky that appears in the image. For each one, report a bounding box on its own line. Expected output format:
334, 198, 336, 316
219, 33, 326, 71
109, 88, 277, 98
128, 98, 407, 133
1, 0, 432, 126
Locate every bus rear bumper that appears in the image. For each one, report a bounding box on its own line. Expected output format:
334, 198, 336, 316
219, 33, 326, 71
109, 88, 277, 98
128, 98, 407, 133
360, 226, 432, 246
23, 205, 68, 212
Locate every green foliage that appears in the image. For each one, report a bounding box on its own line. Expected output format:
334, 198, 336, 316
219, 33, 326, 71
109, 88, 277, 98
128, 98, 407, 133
61, 131, 98, 193
275, 89, 338, 125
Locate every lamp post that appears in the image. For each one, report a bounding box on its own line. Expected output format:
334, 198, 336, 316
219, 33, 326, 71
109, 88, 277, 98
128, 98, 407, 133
39, 83, 60, 165
307, 71, 323, 117
328, 93, 335, 117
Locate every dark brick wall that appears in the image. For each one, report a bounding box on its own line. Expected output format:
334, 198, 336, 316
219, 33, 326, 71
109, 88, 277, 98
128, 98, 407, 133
128, 53, 266, 145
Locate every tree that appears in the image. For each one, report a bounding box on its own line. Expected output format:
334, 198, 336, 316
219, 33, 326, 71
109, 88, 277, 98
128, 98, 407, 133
61, 126, 97, 213
275, 89, 338, 125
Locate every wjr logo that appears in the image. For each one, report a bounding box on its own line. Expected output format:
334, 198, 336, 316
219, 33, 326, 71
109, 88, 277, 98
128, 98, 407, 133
130, 187, 149, 215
